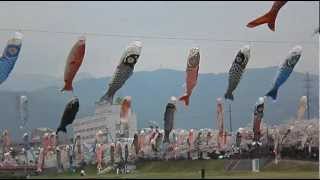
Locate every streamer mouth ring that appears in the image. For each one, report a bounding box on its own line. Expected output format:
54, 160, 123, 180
78, 36, 86, 41
14, 32, 24, 39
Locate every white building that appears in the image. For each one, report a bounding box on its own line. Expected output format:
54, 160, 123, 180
72, 102, 137, 144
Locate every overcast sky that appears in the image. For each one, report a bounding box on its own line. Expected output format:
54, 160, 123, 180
0, 1, 318, 78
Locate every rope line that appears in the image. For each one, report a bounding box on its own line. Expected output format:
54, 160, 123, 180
0, 28, 316, 45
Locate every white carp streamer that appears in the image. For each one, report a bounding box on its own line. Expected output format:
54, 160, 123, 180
19, 95, 28, 129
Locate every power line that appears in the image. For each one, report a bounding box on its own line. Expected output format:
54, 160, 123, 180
0, 28, 317, 45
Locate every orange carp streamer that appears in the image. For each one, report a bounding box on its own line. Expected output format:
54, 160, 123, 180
61, 36, 86, 92
120, 96, 132, 125
247, 1, 287, 31
179, 48, 200, 106
297, 96, 307, 121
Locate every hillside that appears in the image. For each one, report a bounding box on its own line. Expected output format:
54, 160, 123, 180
0, 67, 318, 139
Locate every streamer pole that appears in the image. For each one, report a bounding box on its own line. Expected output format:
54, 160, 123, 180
228, 101, 233, 133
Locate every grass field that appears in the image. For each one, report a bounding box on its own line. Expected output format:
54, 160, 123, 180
30, 159, 319, 179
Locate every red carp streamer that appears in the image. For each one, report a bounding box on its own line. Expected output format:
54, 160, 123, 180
247, 1, 287, 31
187, 129, 194, 156
216, 98, 225, 148
179, 48, 200, 106
37, 133, 50, 173
252, 97, 265, 143
61, 36, 86, 92
96, 144, 104, 171
48, 133, 56, 152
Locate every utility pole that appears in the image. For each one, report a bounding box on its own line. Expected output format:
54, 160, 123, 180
228, 103, 232, 133
304, 73, 312, 120
266, 127, 269, 147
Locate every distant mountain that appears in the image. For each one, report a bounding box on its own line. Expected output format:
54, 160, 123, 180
0, 73, 60, 92
74, 72, 95, 81
0, 67, 318, 140
0, 72, 95, 92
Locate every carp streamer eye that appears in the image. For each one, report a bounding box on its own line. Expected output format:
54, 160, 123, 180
288, 55, 299, 67
5, 46, 19, 58
235, 53, 244, 65
257, 107, 263, 113
127, 57, 135, 64
8, 47, 18, 55
125, 54, 138, 65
